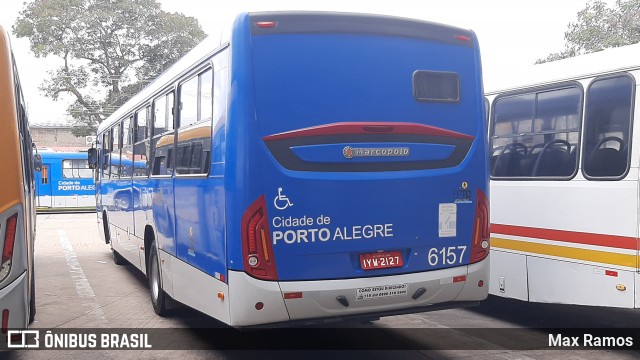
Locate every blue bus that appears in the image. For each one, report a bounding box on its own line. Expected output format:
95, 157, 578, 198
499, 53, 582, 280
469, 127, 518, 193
89, 12, 489, 327
34, 151, 96, 211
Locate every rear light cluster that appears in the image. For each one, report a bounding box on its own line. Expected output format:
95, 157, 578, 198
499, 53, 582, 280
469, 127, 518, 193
470, 189, 489, 263
241, 196, 278, 280
0, 214, 18, 282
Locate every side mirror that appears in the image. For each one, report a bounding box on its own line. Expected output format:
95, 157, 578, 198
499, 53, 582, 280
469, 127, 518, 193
88, 148, 98, 169
33, 153, 42, 172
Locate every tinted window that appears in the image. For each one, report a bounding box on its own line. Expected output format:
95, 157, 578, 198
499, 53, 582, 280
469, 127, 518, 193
582, 75, 634, 179
490, 85, 582, 178
413, 71, 459, 102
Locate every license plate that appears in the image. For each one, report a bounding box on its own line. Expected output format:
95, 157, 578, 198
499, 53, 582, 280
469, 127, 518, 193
356, 283, 408, 300
360, 251, 403, 270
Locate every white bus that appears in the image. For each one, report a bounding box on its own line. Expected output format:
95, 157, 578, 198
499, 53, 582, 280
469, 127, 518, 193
486, 43, 640, 308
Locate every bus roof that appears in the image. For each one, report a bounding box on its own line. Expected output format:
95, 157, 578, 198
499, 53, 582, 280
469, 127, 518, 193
97, 35, 225, 134
98, 11, 476, 135
485, 42, 640, 95
39, 151, 88, 160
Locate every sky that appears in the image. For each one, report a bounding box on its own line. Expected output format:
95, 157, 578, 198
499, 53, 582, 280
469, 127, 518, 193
0, 0, 611, 125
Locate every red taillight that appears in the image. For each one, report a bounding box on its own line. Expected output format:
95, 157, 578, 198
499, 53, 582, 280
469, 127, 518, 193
2, 214, 18, 264
470, 189, 489, 263
256, 21, 277, 29
242, 196, 278, 280
1, 309, 8, 335
454, 35, 471, 42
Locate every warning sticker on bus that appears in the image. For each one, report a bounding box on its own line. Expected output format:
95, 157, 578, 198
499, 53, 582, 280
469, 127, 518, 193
355, 283, 408, 300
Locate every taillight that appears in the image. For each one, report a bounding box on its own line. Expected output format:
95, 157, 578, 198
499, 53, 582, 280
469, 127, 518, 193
1, 309, 8, 335
241, 196, 278, 280
0, 214, 18, 282
470, 189, 489, 263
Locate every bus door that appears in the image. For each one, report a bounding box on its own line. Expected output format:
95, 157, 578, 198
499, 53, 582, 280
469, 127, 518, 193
35, 164, 52, 207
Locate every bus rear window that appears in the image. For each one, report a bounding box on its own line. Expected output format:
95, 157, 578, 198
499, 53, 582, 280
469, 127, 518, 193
413, 71, 460, 102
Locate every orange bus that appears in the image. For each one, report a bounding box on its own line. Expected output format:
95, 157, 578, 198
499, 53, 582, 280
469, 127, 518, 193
0, 24, 39, 340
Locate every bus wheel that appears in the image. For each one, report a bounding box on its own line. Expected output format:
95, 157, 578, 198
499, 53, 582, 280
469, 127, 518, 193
28, 266, 36, 323
148, 242, 166, 316
111, 243, 125, 265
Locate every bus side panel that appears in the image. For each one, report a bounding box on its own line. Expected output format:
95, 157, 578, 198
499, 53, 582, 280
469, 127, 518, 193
528, 256, 635, 307
173, 177, 227, 279
224, 15, 258, 280
151, 177, 177, 257
487, 250, 529, 301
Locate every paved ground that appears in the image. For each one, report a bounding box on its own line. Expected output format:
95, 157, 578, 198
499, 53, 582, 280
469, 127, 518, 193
1, 213, 640, 359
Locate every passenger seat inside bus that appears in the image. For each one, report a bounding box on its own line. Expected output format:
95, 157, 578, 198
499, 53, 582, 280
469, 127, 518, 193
586, 146, 627, 177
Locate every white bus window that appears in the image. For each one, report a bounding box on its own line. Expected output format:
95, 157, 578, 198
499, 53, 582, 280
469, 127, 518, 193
63, 159, 93, 178
582, 75, 634, 179
490, 85, 582, 178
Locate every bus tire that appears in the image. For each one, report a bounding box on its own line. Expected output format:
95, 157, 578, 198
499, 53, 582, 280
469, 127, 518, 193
148, 242, 166, 316
112, 246, 126, 265
28, 266, 36, 324
102, 212, 111, 244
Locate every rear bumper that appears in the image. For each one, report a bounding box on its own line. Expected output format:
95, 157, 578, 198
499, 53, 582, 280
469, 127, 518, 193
228, 256, 489, 327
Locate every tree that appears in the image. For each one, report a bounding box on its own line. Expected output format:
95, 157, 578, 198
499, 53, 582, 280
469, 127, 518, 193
537, 0, 640, 64
14, 0, 207, 136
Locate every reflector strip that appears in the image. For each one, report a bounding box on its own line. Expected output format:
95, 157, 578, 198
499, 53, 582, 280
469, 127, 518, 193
453, 275, 467, 283
1, 309, 8, 334
284, 292, 303, 299
605, 270, 618, 277
261, 229, 269, 261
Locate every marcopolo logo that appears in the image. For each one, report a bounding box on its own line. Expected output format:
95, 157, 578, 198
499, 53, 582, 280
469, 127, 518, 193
342, 146, 410, 159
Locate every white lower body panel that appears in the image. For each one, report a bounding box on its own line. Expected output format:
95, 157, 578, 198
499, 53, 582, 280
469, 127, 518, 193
227, 257, 489, 327
490, 250, 636, 308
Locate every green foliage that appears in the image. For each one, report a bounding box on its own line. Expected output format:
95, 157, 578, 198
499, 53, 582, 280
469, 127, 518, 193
14, 0, 206, 134
537, 0, 640, 63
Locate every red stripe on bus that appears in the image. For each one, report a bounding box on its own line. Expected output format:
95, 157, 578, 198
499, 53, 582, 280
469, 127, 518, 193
263, 122, 474, 141
491, 224, 637, 250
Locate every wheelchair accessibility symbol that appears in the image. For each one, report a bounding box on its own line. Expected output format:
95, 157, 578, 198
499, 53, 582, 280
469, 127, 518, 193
274, 187, 293, 210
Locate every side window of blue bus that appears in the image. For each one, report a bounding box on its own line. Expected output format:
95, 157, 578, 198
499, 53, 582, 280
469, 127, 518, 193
101, 131, 110, 179
582, 74, 635, 179
121, 117, 134, 178
63, 159, 92, 178
134, 106, 151, 177
110, 124, 121, 179
151, 91, 175, 176
176, 67, 213, 175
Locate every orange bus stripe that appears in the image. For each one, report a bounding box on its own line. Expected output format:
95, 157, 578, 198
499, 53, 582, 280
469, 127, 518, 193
491, 223, 637, 250
492, 237, 637, 268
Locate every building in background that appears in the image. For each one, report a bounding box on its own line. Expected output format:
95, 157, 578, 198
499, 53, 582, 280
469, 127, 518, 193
30, 122, 93, 151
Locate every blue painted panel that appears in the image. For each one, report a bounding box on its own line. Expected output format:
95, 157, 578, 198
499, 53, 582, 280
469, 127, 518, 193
222, 23, 487, 281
